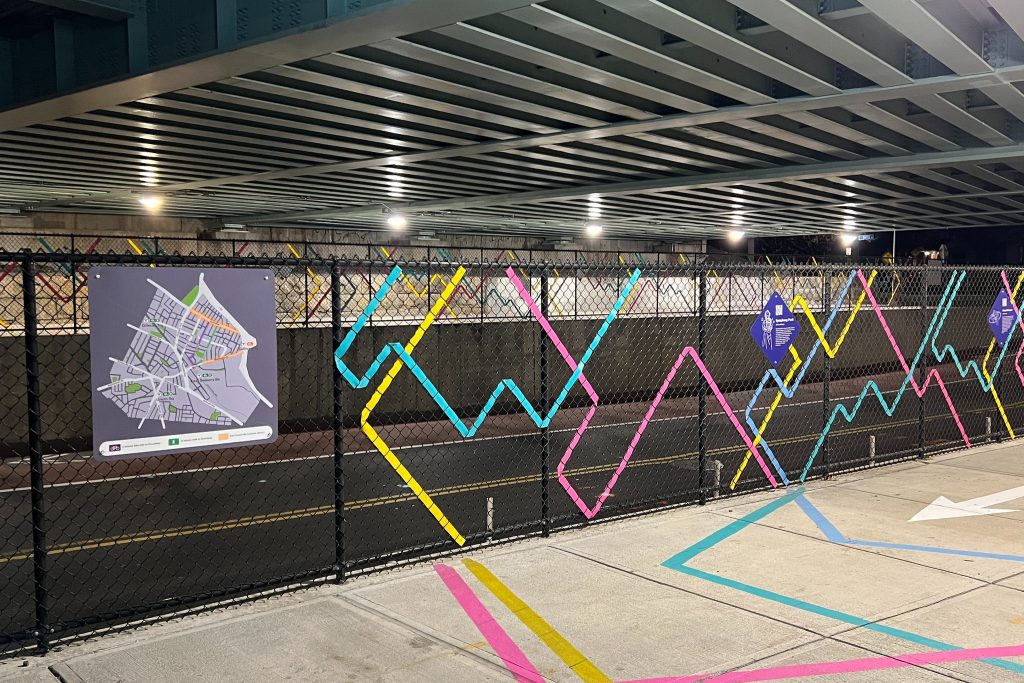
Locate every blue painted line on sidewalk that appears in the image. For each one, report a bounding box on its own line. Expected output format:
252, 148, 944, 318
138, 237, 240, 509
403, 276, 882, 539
796, 495, 1024, 563
661, 492, 1024, 675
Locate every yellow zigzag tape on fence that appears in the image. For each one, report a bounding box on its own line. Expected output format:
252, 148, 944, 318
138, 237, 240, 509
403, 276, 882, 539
889, 268, 902, 307
287, 243, 324, 322
379, 246, 460, 319
730, 270, 878, 490
509, 250, 566, 316
127, 238, 155, 268
765, 255, 787, 292
981, 272, 1024, 439
361, 267, 467, 545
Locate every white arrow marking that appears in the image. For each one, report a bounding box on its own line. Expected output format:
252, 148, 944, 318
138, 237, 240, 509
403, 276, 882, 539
910, 485, 1024, 522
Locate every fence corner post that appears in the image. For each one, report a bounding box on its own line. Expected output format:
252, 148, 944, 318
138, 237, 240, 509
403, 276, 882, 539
698, 268, 708, 505
539, 265, 551, 536
22, 251, 49, 652
330, 259, 346, 582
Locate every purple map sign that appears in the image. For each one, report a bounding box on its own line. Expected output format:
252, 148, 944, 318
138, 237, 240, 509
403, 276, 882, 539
89, 267, 278, 459
751, 292, 801, 367
987, 290, 1017, 346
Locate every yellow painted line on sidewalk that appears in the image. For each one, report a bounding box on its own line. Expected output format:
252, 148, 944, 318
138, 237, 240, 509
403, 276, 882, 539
730, 270, 878, 489
0, 396, 1009, 566
463, 559, 612, 683
361, 267, 468, 545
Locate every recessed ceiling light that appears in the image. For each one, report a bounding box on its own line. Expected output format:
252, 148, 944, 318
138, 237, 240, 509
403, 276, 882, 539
585, 222, 603, 238
387, 212, 408, 230
138, 195, 164, 212
727, 229, 746, 242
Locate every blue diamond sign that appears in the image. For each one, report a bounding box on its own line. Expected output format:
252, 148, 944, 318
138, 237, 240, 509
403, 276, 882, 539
751, 292, 801, 367
987, 291, 1017, 346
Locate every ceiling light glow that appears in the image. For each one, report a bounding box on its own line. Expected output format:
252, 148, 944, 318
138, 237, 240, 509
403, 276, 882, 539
138, 195, 164, 212
387, 212, 408, 230
585, 222, 603, 238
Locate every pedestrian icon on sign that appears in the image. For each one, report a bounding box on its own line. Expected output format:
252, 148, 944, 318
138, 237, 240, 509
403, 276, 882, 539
761, 310, 774, 350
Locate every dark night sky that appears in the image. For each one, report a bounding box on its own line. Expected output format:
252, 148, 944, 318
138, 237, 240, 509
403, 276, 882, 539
708, 226, 1024, 264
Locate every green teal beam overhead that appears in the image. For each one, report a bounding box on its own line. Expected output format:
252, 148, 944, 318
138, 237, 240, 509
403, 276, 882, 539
0, 0, 536, 131
26, 0, 132, 21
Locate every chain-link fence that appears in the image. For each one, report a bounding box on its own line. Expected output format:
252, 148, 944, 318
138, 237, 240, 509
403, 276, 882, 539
0, 246, 1013, 657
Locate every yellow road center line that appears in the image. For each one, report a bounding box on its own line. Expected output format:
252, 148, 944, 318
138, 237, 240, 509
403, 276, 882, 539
463, 559, 612, 683
0, 399, 1006, 566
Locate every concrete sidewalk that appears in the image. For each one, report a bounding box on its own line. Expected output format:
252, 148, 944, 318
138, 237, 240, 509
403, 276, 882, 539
3, 442, 1023, 682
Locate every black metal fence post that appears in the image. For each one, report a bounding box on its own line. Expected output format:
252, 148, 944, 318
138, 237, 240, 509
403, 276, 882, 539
919, 270, 927, 457
822, 268, 831, 477
540, 266, 551, 536
330, 261, 346, 582
22, 253, 49, 652
698, 269, 708, 505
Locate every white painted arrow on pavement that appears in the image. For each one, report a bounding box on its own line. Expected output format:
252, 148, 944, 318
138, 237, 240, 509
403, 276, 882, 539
910, 485, 1024, 522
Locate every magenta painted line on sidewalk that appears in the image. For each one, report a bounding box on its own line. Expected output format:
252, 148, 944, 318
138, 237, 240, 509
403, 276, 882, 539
619, 643, 1024, 683
507, 267, 778, 519
433, 564, 545, 683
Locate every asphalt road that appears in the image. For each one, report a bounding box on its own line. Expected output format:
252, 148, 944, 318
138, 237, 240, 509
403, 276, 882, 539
0, 366, 1020, 649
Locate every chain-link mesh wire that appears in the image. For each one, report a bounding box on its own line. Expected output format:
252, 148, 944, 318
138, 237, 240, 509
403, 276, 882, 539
0, 245, 1016, 656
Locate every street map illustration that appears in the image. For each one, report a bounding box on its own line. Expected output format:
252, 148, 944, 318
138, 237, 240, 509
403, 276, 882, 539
90, 267, 277, 459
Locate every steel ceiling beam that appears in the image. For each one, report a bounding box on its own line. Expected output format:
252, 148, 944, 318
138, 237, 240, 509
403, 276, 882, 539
0, 0, 538, 132
989, 0, 1024, 43
728, 0, 910, 88
237, 143, 1024, 223
23, 66, 1020, 212
858, 0, 990, 75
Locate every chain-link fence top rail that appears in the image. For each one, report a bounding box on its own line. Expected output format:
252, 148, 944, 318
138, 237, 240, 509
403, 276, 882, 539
0, 248, 1013, 657
0, 231, 918, 331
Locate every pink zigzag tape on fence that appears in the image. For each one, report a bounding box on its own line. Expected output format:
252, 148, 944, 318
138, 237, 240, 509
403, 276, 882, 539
433, 564, 545, 683
507, 267, 778, 520
857, 270, 970, 448
619, 642, 1024, 683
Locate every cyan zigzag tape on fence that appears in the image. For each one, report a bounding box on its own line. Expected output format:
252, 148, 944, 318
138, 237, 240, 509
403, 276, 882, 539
799, 270, 978, 481
931, 271, 1022, 391
334, 265, 642, 435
